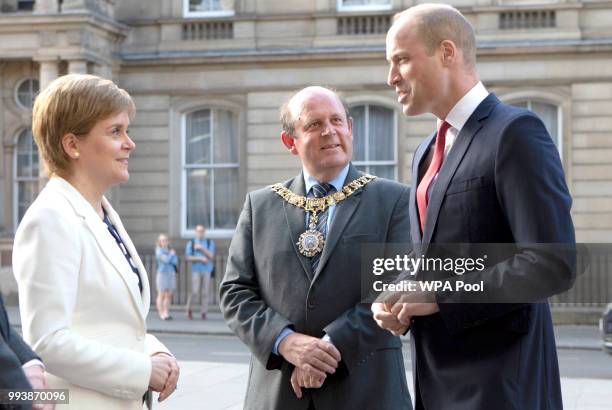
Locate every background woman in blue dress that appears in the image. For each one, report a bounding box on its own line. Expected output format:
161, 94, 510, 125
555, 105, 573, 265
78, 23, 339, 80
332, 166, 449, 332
155, 234, 178, 320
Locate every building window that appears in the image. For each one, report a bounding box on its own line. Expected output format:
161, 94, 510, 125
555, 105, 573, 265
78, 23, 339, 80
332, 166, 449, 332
349, 104, 397, 180
15, 78, 39, 110
510, 99, 561, 153
338, 0, 392, 12
184, 0, 235, 18
13, 129, 39, 228
17, 0, 35, 11
182, 108, 240, 235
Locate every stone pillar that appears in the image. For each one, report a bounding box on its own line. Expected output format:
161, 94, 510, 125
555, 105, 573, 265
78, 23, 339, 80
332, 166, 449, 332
68, 60, 88, 74
60, 0, 87, 12
38, 59, 59, 92
92, 63, 113, 80
61, 0, 114, 17
36, 59, 59, 182
33, 0, 59, 13
0, 144, 12, 236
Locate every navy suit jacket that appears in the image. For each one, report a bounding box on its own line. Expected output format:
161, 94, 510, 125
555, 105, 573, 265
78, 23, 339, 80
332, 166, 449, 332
1, 294, 38, 410
409, 94, 575, 410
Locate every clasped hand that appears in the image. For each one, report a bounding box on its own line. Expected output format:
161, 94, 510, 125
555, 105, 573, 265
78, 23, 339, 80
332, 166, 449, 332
149, 353, 180, 402
371, 283, 440, 336
290, 366, 325, 399
278, 333, 341, 398
24, 364, 54, 410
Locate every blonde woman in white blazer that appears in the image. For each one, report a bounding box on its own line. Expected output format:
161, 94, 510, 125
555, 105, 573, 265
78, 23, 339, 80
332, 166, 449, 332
12, 74, 179, 409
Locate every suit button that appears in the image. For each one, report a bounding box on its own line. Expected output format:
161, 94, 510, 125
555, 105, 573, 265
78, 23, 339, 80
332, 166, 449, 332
308, 301, 315, 309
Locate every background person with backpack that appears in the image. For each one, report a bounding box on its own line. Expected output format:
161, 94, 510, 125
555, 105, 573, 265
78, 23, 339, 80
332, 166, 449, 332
185, 224, 215, 320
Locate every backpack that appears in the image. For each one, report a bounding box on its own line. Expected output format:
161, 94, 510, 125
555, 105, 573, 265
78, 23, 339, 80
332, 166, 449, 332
189, 238, 215, 278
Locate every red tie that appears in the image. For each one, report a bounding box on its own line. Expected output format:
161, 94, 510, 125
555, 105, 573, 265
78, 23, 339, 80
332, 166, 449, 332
416, 121, 450, 233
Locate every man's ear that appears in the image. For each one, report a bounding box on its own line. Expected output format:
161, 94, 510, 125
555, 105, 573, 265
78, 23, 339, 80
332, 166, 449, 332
440, 39, 457, 67
61, 133, 80, 160
281, 131, 299, 155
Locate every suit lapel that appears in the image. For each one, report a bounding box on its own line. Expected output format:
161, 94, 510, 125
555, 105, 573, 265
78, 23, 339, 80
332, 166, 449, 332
410, 132, 436, 243
50, 178, 146, 323
102, 197, 149, 319
83, 206, 146, 323
422, 93, 499, 243
0, 295, 8, 338
313, 165, 363, 282
282, 174, 315, 280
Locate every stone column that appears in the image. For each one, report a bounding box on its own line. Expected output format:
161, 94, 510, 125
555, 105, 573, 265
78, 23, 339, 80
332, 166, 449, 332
0, 144, 13, 235
92, 63, 113, 80
38, 59, 59, 92
60, 0, 114, 17
36, 59, 59, 183
68, 60, 88, 74
61, 0, 112, 15
33, 0, 59, 13
60, 0, 87, 12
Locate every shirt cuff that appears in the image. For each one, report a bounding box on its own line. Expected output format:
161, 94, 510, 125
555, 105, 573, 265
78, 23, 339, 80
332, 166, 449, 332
22, 359, 44, 370
322, 334, 334, 345
272, 327, 295, 356
150, 351, 174, 358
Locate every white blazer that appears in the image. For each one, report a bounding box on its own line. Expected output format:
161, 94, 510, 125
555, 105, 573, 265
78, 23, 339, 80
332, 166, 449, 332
13, 176, 169, 409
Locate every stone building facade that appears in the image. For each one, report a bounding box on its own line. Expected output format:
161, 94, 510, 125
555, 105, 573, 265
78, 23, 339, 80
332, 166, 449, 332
1, 0, 611, 303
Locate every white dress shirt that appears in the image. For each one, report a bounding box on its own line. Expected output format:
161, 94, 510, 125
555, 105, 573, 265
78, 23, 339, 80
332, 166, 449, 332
438, 81, 489, 160
424, 82, 489, 194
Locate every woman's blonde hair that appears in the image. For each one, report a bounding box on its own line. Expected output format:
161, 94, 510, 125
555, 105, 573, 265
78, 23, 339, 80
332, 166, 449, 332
31, 74, 135, 176
156, 234, 169, 249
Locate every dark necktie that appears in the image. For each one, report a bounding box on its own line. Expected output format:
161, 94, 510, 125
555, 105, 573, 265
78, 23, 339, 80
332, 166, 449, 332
310, 182, 334, 272
416, 121, 450, 233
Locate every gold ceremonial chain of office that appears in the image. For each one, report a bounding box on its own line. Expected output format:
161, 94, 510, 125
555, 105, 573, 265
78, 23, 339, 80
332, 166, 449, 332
271, 174, 376, 257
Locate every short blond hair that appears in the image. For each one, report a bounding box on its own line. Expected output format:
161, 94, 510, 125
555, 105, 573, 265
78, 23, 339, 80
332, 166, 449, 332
393, 4, 476, 69
156, 233, 169, 249
31, 74, 135, 175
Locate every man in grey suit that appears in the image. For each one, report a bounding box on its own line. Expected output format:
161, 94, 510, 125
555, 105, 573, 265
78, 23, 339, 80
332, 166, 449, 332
0, 294, 51, 410
220, 86, 412, 409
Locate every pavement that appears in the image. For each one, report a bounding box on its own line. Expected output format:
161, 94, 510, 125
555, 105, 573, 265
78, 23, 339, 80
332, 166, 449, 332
154, 362, 612, 410
6, 305, 612, 410
6, 305, 605, 351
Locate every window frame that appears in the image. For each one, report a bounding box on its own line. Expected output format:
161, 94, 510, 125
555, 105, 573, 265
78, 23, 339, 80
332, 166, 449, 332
183, 0, 235, 18
12, 128, 39, 230
348, 102, 398, 180
180, 107, 240, 239
17, 0, 35, 11
337, 0, 392, 12
497, 0, 558, 5
14, 77, 39, 110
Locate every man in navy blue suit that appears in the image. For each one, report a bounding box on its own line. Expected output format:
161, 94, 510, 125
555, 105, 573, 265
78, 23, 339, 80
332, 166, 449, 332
373, 4, 575, 410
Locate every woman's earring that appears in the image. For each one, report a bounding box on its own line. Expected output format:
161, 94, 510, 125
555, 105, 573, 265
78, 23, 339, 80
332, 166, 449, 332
74, 152, 80, 158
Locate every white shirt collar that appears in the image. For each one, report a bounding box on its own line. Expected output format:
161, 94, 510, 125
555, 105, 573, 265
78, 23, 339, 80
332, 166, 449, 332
303, 163, 350, 195
438, 81, 489, 133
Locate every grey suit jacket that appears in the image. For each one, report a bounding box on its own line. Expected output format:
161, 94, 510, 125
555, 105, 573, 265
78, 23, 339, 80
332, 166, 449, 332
220, 164, 413, 410
1, 294, 37, 410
